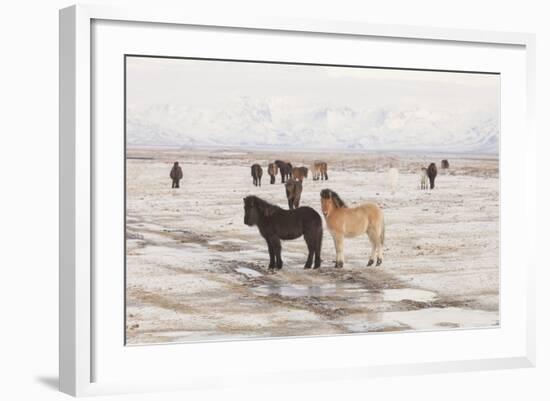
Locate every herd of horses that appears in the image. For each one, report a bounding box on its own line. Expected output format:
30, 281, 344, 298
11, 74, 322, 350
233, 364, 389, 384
251, 160, 329, 187
242, 158, 450, 271
168, 157, 450, 271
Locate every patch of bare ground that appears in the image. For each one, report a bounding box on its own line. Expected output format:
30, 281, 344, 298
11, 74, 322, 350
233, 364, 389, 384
125, 148, 499, 343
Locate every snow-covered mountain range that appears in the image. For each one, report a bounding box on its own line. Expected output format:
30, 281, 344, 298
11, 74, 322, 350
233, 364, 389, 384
127, 97, 499, 153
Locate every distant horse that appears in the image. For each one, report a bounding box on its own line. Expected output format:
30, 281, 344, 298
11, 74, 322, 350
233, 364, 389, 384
274, 160, 293, 183
311, 161, 328, 181
441, 159, 450, 170
268, 163, 278, 184
251, 163, 263, 187
170, 161, 183, 188
427, 163, 438, 189
320, 189, 385, 268
388, 167, 399, 194
285, 178, 303, 210
292, 166, 308, 182
420, 167, 428, 190
243, 195, 323, 270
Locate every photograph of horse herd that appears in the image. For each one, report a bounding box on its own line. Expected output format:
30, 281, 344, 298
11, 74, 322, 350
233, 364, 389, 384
125, 56, 500, 344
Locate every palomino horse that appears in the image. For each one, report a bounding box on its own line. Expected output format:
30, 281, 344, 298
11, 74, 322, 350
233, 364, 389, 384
243, 195, 323, 270
251, 163, 263, 187
320, 189, 385, 268
292, 166, 308, 182
311, 161, 328, 181
268, 163, 278, 184
420, 167, 428, 190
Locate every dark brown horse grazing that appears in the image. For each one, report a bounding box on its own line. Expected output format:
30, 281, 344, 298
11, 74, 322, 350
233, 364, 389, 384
427, 163, 438, 189
285, 178, 303, 210
441, 159, 450, 169
268, 163, 278, 184
243, 196, 322, 270
274, 160, 293, 183
251, 164, 263, 187
292, 166, 308, 182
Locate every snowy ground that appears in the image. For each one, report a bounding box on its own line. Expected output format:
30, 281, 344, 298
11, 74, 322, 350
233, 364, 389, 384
125, 147, 499, 344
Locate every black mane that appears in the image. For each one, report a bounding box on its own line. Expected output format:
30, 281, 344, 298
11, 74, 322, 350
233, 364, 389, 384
320, 189, 347, 208
245, 195, 283, 216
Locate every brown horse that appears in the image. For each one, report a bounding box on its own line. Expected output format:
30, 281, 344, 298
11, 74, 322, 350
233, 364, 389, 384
251, 163, 263, 187
427, 163, 437, 189
292, 166, 308, 182
285, 178, 303, 210
268, 163, 278, 184
311, 161, 328, 181
243, 196, 323, 270
320, 189, 385, 268
441, 159, 450, 170
274, 160, 293, 183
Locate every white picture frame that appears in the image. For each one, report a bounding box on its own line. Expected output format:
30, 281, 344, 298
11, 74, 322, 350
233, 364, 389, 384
59, 4, 536, 397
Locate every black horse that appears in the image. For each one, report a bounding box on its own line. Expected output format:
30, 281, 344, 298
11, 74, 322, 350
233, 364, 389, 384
243, 195, 322, 270
251, 163, 263, 187
427, 162, 438, 189
274, 160, 293, 183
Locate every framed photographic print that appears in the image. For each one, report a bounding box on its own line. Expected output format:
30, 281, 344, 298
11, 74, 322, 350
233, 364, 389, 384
59, 4, 536, 396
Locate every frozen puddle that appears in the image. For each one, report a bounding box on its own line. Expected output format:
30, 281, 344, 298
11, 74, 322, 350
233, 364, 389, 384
252, 283, 437, 302
235, 267, 263, 278
253, 283, 344, 297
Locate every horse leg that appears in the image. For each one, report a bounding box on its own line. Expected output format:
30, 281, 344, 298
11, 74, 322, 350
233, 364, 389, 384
304, 237, 314, 269
304, 227, 319, 269
266, 240, 275, 270
324, 171, 328, 180
367, 228, 381, 267
376, 241, 383, 266
334, 233, 344, 268
272, 237, 283, 269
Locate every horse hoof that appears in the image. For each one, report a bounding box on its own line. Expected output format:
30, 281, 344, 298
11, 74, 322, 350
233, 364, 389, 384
304, 265, 312, 269
367, 259, 374, 267
376, 258, 382, 266
335, 261, 343, 268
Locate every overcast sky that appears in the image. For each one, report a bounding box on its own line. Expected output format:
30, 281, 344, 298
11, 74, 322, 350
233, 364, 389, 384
126, 56, 500, 152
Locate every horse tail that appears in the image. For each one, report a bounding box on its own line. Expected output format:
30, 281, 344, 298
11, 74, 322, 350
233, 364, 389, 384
315, 216, 323, 267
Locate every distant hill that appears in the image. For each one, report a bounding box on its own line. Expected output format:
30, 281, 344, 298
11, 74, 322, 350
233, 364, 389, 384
127, 97, 499, 154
